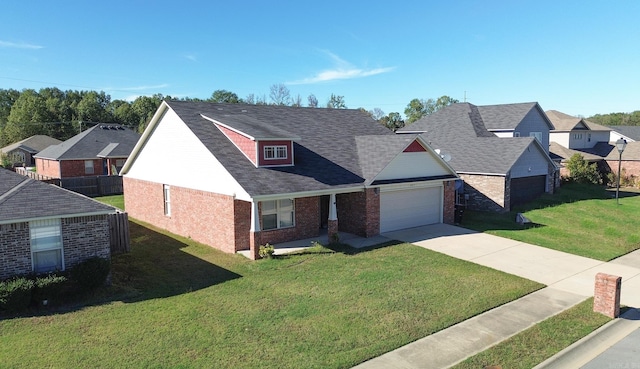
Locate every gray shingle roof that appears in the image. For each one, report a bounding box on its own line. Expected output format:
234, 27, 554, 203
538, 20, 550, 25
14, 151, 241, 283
608, 126, 640, 141
398, 103, 549, 175
1, 135, 62, 154
549, 142, 604, 162
0, 168, 115, 223
35, 124, 140, 160
477, 102, 550, 130
166, 101, 398, 196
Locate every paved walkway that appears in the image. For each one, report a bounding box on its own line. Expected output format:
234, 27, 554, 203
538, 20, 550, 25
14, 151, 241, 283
353, 224, 640, 369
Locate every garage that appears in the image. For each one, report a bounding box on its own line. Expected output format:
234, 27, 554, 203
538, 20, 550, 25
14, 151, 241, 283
380, 186, 442, 233
510, 175, 546, 208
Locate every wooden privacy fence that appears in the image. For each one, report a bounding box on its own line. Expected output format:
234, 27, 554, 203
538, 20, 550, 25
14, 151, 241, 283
109, 211, 130, 254
61, 175, 123, 197
14, 167, 60, 185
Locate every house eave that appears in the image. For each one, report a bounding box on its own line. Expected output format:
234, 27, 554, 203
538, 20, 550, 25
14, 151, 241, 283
0, 210, 115, 225
250, 186, 365, 202
370, 174, 458, 186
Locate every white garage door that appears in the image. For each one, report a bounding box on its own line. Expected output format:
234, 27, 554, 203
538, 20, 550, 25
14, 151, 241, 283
380, 186, 442, 233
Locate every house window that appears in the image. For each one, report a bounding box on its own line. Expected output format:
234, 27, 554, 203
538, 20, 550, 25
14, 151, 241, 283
573, 133, 583, 140
529, 132, 542, 143
84, 160, 94, 174
261, 199, 294, 230
163, 185, 171, 216
264, 145, 287, 160
30, 219, 64, 273
514, 132, 521, 137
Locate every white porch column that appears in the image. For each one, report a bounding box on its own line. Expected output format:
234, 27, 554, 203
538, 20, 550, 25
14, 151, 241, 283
250, 200, 260, 232
328, 193, 337, 221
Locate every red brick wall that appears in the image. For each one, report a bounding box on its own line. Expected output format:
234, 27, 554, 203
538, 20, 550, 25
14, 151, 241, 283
605, 160, 640, 178
36, 158, 61, 178
257, 196, 319, 245
443, 181, 455, 224
62, 215, 111, 267
60, 159, 105, 178
0, 223, 31, 280
0, 215, 110, 280
215, 124, 257, 164
336, 189, 380, 237
124, 177, 240, 254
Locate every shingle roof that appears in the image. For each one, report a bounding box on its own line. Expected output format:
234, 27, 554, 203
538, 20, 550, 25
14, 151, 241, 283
546, 110, 610, 132
608, 126, 640, 141
166, 101, 400, 196
477, 102, 552, 130
0, 135, 62, 154
0, 168, 115, 223
35, 124, 140, 160
398, 103, 551, 175
549, 142, 604, 162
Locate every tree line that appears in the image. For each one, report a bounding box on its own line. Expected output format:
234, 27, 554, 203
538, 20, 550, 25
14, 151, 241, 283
0, 83, 460, 146
587, 111, 640, 126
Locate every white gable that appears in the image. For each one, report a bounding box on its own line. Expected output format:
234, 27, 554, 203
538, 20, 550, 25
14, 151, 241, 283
124, 107, 250, 200
375, 150, 452, 182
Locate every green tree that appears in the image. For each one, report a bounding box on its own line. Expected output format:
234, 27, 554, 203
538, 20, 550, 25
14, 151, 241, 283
566, 154, 601, 184
0, 88, 20, 145
380, 112, 405, 131
209, 90, 242, 103
111, 100, 139, 129
4, 89, 50, 143
326, 94, 347, 109
404, 95, 459, 124
132, 94, 163, 132
77, 91, 112, 122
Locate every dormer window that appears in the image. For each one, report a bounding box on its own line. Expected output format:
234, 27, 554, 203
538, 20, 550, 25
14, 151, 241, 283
264, 145, 288, 160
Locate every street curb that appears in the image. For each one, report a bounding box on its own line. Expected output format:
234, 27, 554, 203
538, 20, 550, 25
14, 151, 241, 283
533, 308, 640, 369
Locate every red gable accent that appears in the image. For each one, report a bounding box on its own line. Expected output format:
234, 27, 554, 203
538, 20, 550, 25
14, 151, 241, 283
403, 140, 427, 152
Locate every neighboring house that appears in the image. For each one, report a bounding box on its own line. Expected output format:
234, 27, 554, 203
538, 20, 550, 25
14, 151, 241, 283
0, 135, 61, 167
476, 102, 554, 153
546, 110, 611, 150
603, 141, 640, 179
398, 102, 558, 212
121, 101, 459, 259
34, 124, 140, 179
608, 125, 640, 143
0, 168, 116, 280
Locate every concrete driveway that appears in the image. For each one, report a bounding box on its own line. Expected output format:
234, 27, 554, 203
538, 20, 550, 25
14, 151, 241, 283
382, 223, 640, 308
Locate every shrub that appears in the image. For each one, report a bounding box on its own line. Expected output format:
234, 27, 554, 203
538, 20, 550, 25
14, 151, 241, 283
258, 243, 275, 259
566, 154, 601, 184
32, 273, 68, 305
0, 277, 35, 313
71, 257, 111, 291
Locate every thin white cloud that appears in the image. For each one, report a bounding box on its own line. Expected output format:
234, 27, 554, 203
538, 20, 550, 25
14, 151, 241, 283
112, 84, 170, 92
0, 40, 43, 49
287, 50, 395, 85
183, 54, 197, 62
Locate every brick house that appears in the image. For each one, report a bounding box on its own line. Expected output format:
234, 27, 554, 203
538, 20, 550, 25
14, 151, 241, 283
121, 101, 459, 259
0, 135, 61, 167
34, 124, 140, 179
0, 168, 116, 280
399, 102, 558, 212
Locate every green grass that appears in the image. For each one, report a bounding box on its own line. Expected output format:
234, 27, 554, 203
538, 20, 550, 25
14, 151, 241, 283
451, 298, 612, 369
94, 194, 124, 210
0, 220, 542, 369
461, 182, 640, 261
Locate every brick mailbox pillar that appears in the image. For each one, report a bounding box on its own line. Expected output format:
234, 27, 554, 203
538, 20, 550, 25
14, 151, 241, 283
593, 273, 622, 318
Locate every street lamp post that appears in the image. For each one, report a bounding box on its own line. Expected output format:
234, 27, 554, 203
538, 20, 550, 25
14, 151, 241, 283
616, 138, 627, 205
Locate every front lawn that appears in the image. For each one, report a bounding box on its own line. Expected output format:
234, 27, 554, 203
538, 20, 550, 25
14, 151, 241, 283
462, 183, 640, 261
0, 220, 542, 369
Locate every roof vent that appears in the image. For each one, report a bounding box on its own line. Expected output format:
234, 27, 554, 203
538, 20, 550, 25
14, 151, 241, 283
217, 107, 224, 111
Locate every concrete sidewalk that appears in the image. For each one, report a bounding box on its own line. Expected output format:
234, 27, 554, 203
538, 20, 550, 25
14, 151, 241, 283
354, 224, 640, 369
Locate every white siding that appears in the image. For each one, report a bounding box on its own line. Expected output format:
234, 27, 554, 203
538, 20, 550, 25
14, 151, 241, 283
124, 108, 251, 200
493, 131, 514, 138
375, 151, 451, 182
510, 142, 550, 179
550, 132, 570, 148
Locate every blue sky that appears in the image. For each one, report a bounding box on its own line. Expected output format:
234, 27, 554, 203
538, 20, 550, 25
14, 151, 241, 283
1, 1, 639, 118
